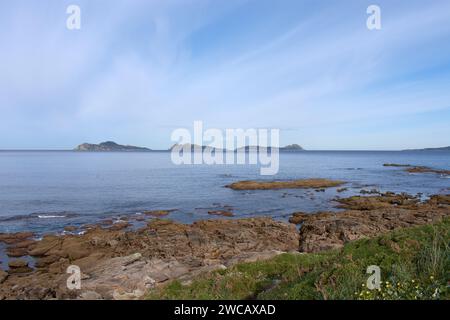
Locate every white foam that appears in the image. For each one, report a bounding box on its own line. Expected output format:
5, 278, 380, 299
37, 215, 66, 219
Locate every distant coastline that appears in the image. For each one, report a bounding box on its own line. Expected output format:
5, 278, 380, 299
72, 141, 307, 152
1, 143, 450, 152
402, 146, 450, 152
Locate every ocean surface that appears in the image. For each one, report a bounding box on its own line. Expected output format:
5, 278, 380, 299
0, 150, 449, 235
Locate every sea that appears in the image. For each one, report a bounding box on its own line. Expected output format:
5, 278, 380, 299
0, 150, 449, 235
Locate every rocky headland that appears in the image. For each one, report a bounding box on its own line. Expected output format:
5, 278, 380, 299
0, 218, 298, 299
0, 190, 448, 300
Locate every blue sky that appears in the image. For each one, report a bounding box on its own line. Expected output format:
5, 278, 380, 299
1, 0, 450, 150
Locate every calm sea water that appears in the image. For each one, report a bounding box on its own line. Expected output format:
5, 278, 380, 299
0, 151, 449, 235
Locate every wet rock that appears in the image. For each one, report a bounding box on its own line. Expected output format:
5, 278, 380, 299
8, 259, 29, 269
336, 193, 419, 210
6, 247, 29, 257
289, 212, 311, 224
64, 226, 77, 232
108, 222, 130, 231
406, 166, 450, 175
383, 163, 412, 167
143, 210, 170, 217
360, 189, 380, 195
207, 210, 234, 217
0, 270, 8, 284
8, 266, 33, 274
0, 232, 34, 245
226, 179, 344, 190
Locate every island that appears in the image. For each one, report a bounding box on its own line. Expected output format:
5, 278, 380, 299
403, 146, 450, 151
74, 141, 151, 152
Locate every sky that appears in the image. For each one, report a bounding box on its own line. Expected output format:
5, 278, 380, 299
1, 0, 450, 150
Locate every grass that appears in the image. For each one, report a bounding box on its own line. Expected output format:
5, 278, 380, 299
147, 219, 449, 300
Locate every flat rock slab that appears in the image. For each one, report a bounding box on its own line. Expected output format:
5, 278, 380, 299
226, 179, 344, 190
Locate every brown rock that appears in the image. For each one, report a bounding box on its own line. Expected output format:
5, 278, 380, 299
289, 212, 309, 224
142, 210, 170, 217
6, 247, 29, 257
8, 259, 28, 269
207, 210, 234, 217
35, 255, 60, 268
8, 266, 33, 274
406, 166, 450, 175
0, 232, 34, 245
0, 270, 8, 284
226, 179, 344, 190
12, 239, 36, 249
108, 222, 130, 231
298, 193, 450, 253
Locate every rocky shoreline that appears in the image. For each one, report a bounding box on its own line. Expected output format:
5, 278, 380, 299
0, 191, 449, 300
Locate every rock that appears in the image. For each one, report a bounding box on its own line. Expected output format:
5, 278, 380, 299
61, 237, 92, 260
100, 220, 114, 226
8, 259, 29, 269
8, 266, 33, 274
108, 222, 130, 231
13, 239, 36, 249
0, 270, 8, 284
0, 232, 34, 245
143, 210, 170, 217
207, 210, 234, 217
122, 253, 142, 266
64, 226, 77, 232
79, 291, 103, 300
226, 179, 344, 190
6, 247, 29, 257
297, 193, 450, 252
428, 194, 450, 205
383, 163, 412, 167
289, 212, 310, 224
0, 217, 299, 300
406, 166, 450, 176
35, 255, 60, 268
28, 235, 61, 257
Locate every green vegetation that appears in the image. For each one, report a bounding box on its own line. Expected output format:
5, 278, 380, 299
147, 219, 449, 300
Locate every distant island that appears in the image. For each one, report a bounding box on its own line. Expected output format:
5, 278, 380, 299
403, 146, 450, 152
170, 143, 305, 152
73, 142, 305, 152
74, 141, 151, 152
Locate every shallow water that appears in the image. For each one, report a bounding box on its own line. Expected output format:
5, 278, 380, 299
0, 150, 448, 235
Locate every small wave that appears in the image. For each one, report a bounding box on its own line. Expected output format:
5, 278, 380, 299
37, 215, 66, 219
